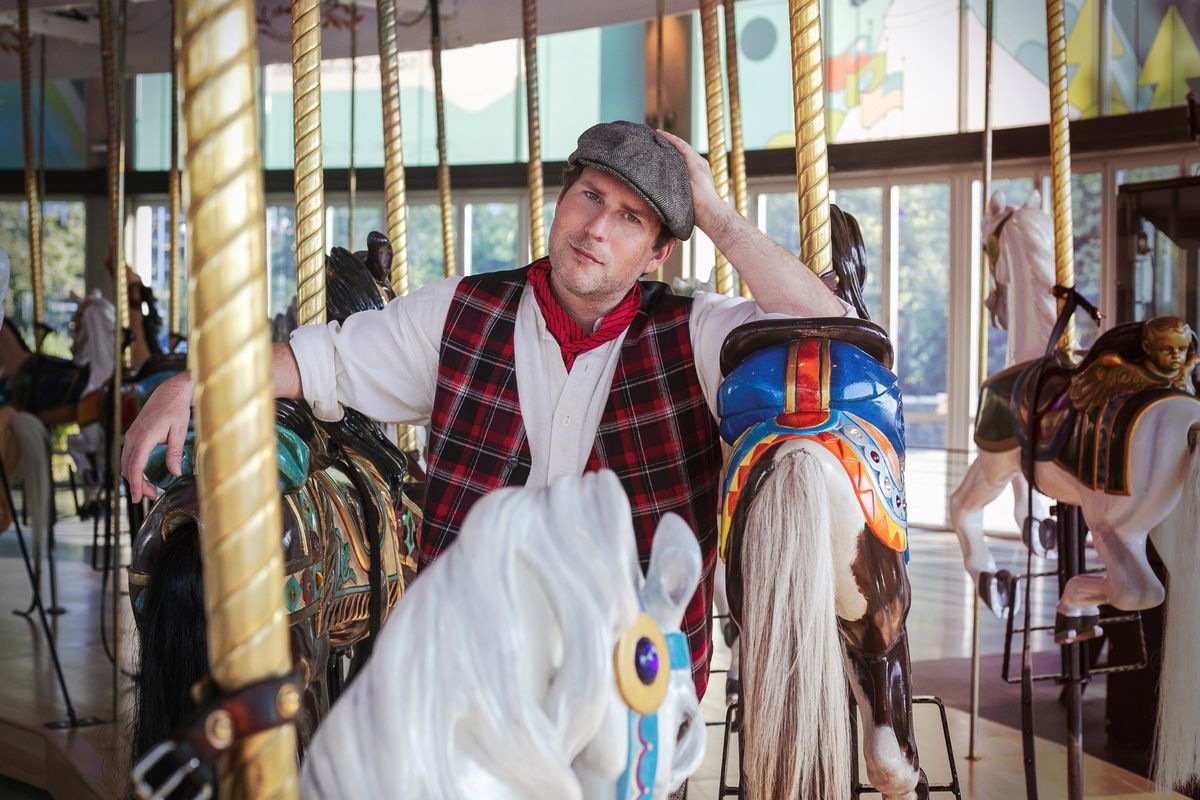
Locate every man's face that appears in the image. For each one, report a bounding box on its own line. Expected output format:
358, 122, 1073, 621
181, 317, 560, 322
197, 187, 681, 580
548, 168, 673, 306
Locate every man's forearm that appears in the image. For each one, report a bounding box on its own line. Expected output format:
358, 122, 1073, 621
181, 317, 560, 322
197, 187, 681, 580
701, 202, 846, 317
272, 341, 305, 400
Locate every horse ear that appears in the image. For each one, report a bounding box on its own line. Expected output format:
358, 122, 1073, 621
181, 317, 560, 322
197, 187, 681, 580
988, 190, 1007, 217
1025, 189, 1042, 209
642, 513, 702, 630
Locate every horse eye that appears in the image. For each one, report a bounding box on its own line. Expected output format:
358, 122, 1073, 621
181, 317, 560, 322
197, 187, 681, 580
613, 611, 670, 714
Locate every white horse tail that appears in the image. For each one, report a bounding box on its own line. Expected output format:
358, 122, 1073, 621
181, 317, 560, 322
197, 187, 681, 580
1154, 426, 1200, 792
8, 412, 52, 571
741, 448, 850, 800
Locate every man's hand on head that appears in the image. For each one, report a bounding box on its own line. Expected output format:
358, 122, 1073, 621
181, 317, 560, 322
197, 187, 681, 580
656, 129, 726, 232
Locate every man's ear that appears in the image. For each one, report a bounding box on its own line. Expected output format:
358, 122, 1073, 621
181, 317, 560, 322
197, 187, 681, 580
641, 238, 676, 276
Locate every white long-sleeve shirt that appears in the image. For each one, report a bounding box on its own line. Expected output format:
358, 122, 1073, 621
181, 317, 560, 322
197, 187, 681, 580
290, 276, 843, 487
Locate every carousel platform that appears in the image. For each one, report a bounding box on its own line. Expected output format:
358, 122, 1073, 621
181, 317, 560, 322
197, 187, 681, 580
0, 493, 1186, 799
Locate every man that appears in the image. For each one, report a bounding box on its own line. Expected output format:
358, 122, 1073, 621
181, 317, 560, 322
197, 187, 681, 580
121, 121, 847, 700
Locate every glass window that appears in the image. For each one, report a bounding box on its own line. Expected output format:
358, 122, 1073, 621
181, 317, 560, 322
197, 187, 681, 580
267, 205, 297, 320
896, 182, 950, 449
1110, 2, 1200, 115
131, 204, 187, 339
1071, 171, 1102, 349
1117, 164, 1186, 320
0, 79, 88, 170
407, 204, 448, 291
465, 202, 519, 275
327, 202, 385, 254
0, 200, 87, 357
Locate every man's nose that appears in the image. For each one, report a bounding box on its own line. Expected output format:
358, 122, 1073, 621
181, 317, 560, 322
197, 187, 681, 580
584, 210, 609, 241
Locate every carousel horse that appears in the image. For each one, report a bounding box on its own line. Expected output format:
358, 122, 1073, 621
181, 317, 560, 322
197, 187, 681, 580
302, 470, 706, 800
950, 311, 1200, 791
716, 206, 921, 800
957, 189, 1058, 561
129, 236, 419, 765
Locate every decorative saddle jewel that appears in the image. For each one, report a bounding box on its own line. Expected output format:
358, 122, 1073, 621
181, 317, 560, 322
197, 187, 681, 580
718, 335, 908, 558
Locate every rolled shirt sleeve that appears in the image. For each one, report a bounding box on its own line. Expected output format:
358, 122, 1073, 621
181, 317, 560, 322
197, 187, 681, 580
689, 290, 855, 418
288, 277, 460, 424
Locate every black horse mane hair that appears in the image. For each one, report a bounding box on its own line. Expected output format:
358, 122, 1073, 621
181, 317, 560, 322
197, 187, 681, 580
326, 242, 387, 325
2, 318, 31, 353
829, 204, 872, 321
132, 522, 206, 761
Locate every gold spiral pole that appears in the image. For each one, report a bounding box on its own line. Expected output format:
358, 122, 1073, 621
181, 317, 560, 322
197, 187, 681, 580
789, 0, 831, 276
17, 0, 43, 353
178, 0, 297, 791
168, 1, 182, 341
431, 0, 455, 276
698, 0, 732, 295
723, 0, 750, 298
1045, 0, 1075, 353
375, 0, 410, 296
522, 0, 545, 260
291, 0, 326, 326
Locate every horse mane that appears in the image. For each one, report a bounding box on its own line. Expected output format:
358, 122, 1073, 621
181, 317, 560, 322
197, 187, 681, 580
1, 318, 31, 354
326, 245, 386, 325
829, 204, 872, 321
302, 472, 642, 798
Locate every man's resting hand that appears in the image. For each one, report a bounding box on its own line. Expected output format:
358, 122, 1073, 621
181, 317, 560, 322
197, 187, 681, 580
121, 371, 193, 503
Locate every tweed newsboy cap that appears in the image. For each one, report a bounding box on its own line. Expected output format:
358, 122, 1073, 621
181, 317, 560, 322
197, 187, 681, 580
568, 121, 695, 241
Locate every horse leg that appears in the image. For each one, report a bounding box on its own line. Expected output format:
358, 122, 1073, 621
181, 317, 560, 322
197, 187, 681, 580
1011, 474, 1056, 558
1056, 526, 1163, 644
840, 531, 922, 800
949, 450, 1019, 615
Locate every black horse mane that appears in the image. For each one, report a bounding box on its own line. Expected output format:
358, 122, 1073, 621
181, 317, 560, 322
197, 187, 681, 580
2, 318, 31, 353
829, 204, 872, 321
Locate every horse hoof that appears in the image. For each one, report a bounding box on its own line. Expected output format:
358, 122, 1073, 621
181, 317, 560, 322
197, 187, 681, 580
1022, 517, 1058, 557
721, 620, 738, 649
1054, 612, 1102, 645
979, 570, 1020, 618
725, 676, 740, 707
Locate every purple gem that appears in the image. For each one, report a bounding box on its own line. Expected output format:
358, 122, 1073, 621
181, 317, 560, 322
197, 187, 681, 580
635, 637, 660, 685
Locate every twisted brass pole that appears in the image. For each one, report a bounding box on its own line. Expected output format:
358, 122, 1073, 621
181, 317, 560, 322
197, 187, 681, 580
375, 0, 410, 296
431, 0, 455, 276
348, 5, 357, 249
522, 0, 545, 260
1045, 0, 1075, 352
655, 0, 664, 130
17, 0, 43, 353
292, 0, 326, 326
168, 0, 182, 340
698, 0, 732, 295
178, 0, 297, 791
723, 0, 750, 297
789, 0, 831, 276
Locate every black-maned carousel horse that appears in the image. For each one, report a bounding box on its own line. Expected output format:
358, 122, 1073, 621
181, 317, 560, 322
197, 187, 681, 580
128, 237, 420, 766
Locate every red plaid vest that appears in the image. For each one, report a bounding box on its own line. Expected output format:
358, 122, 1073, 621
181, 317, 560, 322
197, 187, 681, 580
423, 265, 723, 697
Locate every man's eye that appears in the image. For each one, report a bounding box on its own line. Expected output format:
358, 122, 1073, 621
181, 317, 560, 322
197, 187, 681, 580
584, 191, 600, 202
624, 212, 640, 224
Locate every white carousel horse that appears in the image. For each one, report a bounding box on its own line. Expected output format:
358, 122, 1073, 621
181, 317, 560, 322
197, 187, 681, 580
950, 313, 1200, 791
960, 189, 1057, 563
301, 470, 706, 799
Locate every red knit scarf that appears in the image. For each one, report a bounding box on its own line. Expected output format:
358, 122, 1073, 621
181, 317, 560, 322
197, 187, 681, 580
527, 258, 642, 372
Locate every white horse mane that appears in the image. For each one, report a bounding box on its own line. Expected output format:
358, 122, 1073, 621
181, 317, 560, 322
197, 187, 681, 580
303, 471, 660, 799
74, 289, 116, 394
986, 189, 1057, 364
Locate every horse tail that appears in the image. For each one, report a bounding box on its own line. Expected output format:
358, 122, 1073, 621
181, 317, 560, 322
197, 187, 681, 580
132, 523, 207, 761
1154, 425, 1200, 792
741, 447, 850, 800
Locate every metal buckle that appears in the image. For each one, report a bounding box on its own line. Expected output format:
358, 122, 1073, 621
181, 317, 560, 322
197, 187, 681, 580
130, 740, 213, 800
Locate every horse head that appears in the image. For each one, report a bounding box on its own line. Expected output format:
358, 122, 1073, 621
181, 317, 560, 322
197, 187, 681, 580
301, 470, 706, 799
984, 190, 1057, 363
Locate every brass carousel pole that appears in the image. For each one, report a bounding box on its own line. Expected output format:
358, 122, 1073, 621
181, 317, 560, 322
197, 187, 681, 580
178, 0, 298, 790
430, 0, 455, 276
292, 0, 326, 326
1045, 0, 1075, 353
522, 0, 545, 261
98, 0, 129, 722
17, 0, 44, 353
376, 0, 410, 296
789, 0, 831, 277
698, 0, 732, 295
168, 2, 182, 344
969, 0, 995, 765
722, 0, 751, 298
348, 4, 357, 249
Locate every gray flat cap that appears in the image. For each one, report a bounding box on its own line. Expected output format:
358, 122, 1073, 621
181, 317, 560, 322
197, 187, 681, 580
568, 121, 694, 241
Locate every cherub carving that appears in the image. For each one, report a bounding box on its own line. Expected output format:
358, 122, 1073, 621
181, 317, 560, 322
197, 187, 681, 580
1069, 317, 1198, 414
